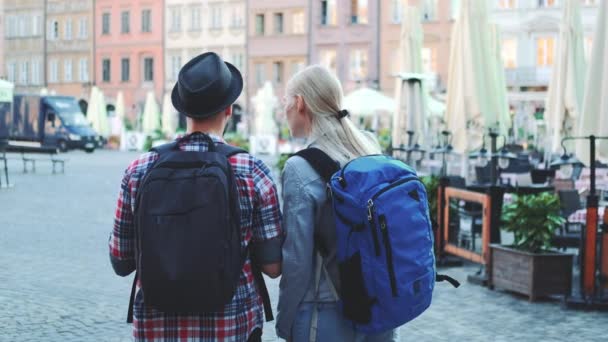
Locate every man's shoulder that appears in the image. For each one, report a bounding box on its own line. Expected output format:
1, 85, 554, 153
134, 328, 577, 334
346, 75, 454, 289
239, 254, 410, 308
124, 151, 159, 179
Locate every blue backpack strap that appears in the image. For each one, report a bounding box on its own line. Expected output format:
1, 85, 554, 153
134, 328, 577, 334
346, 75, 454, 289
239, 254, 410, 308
295, 148, 340, 182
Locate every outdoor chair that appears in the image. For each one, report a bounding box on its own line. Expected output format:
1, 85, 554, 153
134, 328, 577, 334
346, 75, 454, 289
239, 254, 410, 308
531, 169, 556, 184
552, 190, 583, 253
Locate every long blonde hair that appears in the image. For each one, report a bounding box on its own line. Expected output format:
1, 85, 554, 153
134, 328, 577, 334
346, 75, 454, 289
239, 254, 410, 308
286, 65, 381, 165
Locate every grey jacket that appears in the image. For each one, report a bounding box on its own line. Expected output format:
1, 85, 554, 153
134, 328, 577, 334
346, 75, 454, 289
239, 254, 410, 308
275, 154, 340, 339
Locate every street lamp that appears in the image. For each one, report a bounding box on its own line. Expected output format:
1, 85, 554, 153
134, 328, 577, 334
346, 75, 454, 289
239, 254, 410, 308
550, 135, 608, 309
469, 129, 517, 185
430, 130, 455, 177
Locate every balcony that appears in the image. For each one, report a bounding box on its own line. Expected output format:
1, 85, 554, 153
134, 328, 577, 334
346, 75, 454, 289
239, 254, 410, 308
504, 67, 552, 87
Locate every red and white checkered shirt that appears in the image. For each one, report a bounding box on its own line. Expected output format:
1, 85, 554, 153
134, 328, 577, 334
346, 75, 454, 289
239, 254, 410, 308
109, 132, 283, 341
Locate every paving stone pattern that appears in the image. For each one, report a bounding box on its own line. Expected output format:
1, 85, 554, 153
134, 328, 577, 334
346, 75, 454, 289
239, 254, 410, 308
0, 151, 606, 341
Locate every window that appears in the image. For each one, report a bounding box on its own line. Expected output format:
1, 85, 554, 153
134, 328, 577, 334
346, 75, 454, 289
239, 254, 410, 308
64, 59, 73, 82
230, 53, 244, 71
102, 59, 111, 82
274, 13, 284, 34
121, 11, 130, 34
501, 39, 518, 68
210, 6, 223, 29
291, 61, 305, 76
255, 63, 265, 86
536, 37, 555, 66
79, 18, 88, 39
170, 55, 181, 81
18, 15, 26, 37
538, 0, 557, 7
121, 58, 130, 82
292, 11, 305, 34
273, 62, 284, 83
7, 16, 16, 38
142, 9, 152, 32
422, 0, 438, 21
255, 14, 265, 35
65, 20, 73, 40
321, 0, 337, 26
49, 20, 59, 40
190, 7, 201, 31
8, 62, 17, 83
50, 60, 59, 83
582, 0, 596, 5
231, 6, 244, 28
422, 47, 438, 73
144, 58, 154, 82
20, 61, 29, 85
349, 49, 368, 80
391, 0, 403, 23
79, 58, 89, 82
320, 49, 337, 75
351, 0, 369, 24
170, 7, 181, 32
33, 15, 41, 36
102, 13, 110, 35
31, 60, 42, 85
498, 0, 517, 9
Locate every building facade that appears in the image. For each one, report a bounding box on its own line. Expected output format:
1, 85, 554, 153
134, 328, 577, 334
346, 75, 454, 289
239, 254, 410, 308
46, 0, 94, 100
95, 0, 164, 121
165, 0, 247, 108
4, 0, 46, 93
248, 0, 309, 107
0, 0, 5, 79
380, 0, 456, 97
490, 0, 599, 139
309, 0, 381, 94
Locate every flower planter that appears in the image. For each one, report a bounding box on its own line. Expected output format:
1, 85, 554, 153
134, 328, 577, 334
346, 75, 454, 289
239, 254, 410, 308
489, 244, 573, 301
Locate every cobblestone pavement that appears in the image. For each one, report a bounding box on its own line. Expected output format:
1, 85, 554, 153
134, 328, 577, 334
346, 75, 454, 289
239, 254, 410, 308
0, 150, 607, 342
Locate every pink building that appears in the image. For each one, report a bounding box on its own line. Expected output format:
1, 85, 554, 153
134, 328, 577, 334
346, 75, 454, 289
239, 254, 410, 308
309, 0, 381, 94
247, 0, 309, 106
95, 0, 164, 121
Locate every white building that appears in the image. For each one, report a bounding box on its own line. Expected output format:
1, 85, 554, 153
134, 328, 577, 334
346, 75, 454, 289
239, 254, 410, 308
164, 0, 247, 107
490, 0, 598, 142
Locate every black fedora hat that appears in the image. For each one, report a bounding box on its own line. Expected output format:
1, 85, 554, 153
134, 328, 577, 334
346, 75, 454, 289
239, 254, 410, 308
171, 52, 243, 119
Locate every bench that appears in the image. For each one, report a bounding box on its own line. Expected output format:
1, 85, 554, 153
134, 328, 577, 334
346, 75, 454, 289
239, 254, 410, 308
6, 144, 67, 174
0, 141, 9, 187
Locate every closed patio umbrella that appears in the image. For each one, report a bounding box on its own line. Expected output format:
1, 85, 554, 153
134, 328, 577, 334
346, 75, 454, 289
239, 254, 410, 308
161, 92, 178, 138
576, 0, 608, 162
546, 0, 586, 153
142, 91, 161, 136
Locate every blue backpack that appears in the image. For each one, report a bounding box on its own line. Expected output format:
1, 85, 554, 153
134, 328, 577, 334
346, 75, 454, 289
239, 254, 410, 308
296, 148, 459, 334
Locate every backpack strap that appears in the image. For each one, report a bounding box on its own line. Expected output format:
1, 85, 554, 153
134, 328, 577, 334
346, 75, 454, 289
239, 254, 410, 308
127, 273, 138, 323
215, 143, 247, 158
295, 148, 340, 183
436, 274, 460, 288
149, 141, 179, 155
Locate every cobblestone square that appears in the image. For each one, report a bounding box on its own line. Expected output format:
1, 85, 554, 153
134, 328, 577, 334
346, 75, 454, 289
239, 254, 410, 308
0, 150, 606, 341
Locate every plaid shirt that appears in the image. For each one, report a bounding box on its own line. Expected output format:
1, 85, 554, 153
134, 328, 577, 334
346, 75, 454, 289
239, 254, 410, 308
110, 132, 283, 342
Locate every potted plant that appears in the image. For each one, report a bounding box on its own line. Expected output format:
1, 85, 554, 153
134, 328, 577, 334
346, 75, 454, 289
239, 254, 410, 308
490, 192, 573, 301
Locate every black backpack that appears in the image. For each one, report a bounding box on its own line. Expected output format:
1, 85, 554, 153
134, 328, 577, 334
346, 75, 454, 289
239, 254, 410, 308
126, 134, 272, 322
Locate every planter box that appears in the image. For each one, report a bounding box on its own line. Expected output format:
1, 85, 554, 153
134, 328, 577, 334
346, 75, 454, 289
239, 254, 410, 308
489, 244, 573, 301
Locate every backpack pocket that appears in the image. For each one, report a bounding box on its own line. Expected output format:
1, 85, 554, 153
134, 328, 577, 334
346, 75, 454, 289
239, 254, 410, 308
339, 251, 375, 324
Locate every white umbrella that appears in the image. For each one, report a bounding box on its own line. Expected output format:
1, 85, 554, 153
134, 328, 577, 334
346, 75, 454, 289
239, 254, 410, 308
252, 81, 278, 136
87, 86, 110, 137
393, 4, 426, 147
546, 0, 586, 153
161, 92, 178, 138
141, 91, 161, 136
0, 79, 14, 103
576, 0, 608, 162
488, 24, 511, 138
115, 91, 125, 124
343, 87, 396, 117
445, 0, 509, 154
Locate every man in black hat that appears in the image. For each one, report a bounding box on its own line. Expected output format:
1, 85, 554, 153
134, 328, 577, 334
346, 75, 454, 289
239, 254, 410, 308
110, 52, 283, 341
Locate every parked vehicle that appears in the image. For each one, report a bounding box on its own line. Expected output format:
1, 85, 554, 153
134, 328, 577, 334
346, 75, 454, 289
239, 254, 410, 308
0, 95, 100, 152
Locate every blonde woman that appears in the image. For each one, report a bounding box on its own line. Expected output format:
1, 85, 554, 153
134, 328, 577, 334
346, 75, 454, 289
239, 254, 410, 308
276, 65, 397, 342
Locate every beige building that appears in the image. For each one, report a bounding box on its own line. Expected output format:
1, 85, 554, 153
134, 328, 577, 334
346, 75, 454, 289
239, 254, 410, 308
165, 0, 247, 107
46, 0, 95, 100
247, 0, 309, 108
380, 0, 457, 97
4, 0, 46, 93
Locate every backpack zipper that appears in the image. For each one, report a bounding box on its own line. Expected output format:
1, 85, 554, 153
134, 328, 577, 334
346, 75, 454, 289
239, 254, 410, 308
367, 199, 381, 256
379, 215, 398, 297
371, 176, 419, 201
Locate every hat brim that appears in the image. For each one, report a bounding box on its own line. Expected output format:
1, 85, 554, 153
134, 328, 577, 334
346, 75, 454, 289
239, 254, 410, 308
171, 61, 243, 119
